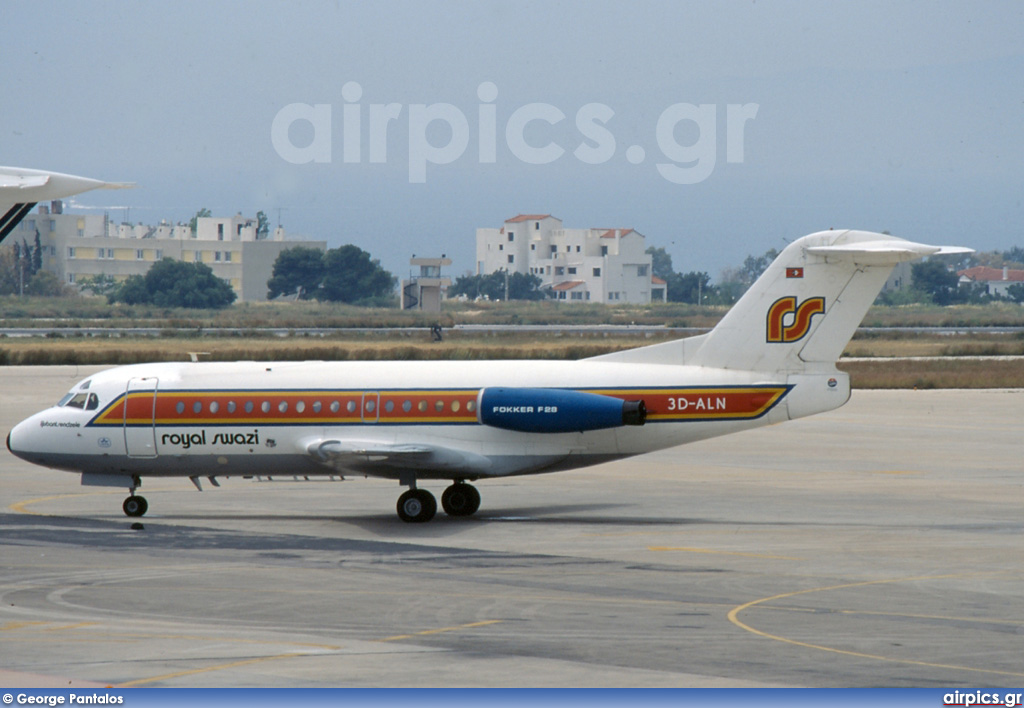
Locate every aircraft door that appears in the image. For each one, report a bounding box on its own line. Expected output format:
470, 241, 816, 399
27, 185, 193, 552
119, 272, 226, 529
124, 377, 158, 458
361, 392, 379, 423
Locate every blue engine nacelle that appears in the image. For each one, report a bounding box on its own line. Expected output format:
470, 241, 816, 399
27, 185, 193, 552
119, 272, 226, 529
477, 387, 646, 434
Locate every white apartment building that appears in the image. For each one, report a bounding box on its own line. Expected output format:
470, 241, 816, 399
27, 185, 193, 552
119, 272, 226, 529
5, 202, 326, 301
476, 214, 665, 303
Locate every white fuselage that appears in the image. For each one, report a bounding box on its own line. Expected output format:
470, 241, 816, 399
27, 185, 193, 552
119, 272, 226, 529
7, 359, 849, 483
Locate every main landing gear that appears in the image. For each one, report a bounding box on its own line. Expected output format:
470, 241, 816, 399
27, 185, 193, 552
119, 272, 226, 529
396, 482, 481, 523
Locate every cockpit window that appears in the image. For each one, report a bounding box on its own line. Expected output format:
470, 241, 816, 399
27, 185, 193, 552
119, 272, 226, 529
80, 379, 91, 390
62, 392, 99, 410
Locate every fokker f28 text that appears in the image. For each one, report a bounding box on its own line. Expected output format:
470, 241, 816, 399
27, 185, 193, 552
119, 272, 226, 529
2, 166, 970, 522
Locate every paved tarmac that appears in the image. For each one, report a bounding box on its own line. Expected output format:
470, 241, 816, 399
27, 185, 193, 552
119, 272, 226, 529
1, 366, 1022, 687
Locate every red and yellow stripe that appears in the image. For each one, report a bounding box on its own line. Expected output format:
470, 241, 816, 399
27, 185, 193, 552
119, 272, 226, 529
91, 385, 789, 427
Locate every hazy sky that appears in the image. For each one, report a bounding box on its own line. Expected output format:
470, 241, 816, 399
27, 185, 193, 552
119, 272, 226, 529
4, 1, 1023, 282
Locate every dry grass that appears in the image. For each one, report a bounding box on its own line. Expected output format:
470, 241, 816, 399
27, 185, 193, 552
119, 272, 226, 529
0, 333, 673, 366
2, 331, 1021, 388
838, 359, 1024, 389
843, 332, 1024, 358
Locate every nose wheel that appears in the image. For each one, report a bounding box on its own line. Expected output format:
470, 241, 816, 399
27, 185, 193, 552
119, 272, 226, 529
123, 495, 148, 517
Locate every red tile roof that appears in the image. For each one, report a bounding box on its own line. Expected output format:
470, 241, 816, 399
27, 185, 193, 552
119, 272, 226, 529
651, 276, 666, 285
958, 266, 1024, 283
551, 280, 586, 291
506, 214, 552, 223
599, 228, 634, 238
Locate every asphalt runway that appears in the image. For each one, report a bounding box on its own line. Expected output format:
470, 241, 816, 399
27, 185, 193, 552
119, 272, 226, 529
1, 366, 1022, 687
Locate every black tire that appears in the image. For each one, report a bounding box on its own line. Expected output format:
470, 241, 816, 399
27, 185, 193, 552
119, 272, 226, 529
397, 489, 437, 523
123, 495, 148, 517
441, 483, 481, 517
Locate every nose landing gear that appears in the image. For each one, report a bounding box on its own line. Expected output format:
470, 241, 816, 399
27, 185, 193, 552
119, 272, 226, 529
122, 495, 148, 517
122, 475, 148, 517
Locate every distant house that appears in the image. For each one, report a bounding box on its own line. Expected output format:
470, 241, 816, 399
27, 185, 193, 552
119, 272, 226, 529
957, 266, 1024, 298
476, 214, 666, 304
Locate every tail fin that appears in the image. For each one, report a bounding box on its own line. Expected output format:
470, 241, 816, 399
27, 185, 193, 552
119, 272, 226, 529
0, 167, 131, 244
590, 230, 971, 372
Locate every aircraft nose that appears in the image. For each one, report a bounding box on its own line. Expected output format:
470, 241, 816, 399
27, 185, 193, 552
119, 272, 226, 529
7, 416, 39, 462
8, 420, 26, 459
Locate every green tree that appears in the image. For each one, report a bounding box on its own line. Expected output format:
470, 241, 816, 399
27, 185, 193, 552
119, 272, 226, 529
25, 270, 71, 297
739, 248, 779, 286
266, 246, 326, 300
76, 274, 121, 298
450, 273, 501, 300
32, 231, 43, 274
319, 245, 396, 304
0, 248, 21, 294
1003, 247, 1024, 267
188, 208, 211, 235
645, 246, 675, 281
1006, 282, 1024, 304
674, 271, 713, 303
256, 211, 270, 239
911, 259, 961, 305
109, 259, 236, 308
112, 274, 150, 305
449, 271, 544, 301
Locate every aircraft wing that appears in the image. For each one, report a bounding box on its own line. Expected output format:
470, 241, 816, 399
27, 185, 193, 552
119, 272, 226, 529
0, 166, 133, 243
305, 438, 493, 477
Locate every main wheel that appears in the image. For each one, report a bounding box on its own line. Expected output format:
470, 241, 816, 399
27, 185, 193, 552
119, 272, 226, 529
123, 495, 148, 517
441, 483, 481, 517
397, 489, 437, 523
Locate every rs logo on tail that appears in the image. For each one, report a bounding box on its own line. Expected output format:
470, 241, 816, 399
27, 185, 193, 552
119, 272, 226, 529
766, 296, 825, 343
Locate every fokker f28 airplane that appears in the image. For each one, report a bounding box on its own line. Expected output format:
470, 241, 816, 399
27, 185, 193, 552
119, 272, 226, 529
3, 167, 970, 522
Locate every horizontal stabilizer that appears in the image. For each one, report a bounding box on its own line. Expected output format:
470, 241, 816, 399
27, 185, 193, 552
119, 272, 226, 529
804, 240, 973, 265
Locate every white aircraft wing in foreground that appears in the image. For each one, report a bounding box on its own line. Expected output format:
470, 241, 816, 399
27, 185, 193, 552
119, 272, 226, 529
0, 166, 130, 243
4, 170, 971, 522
